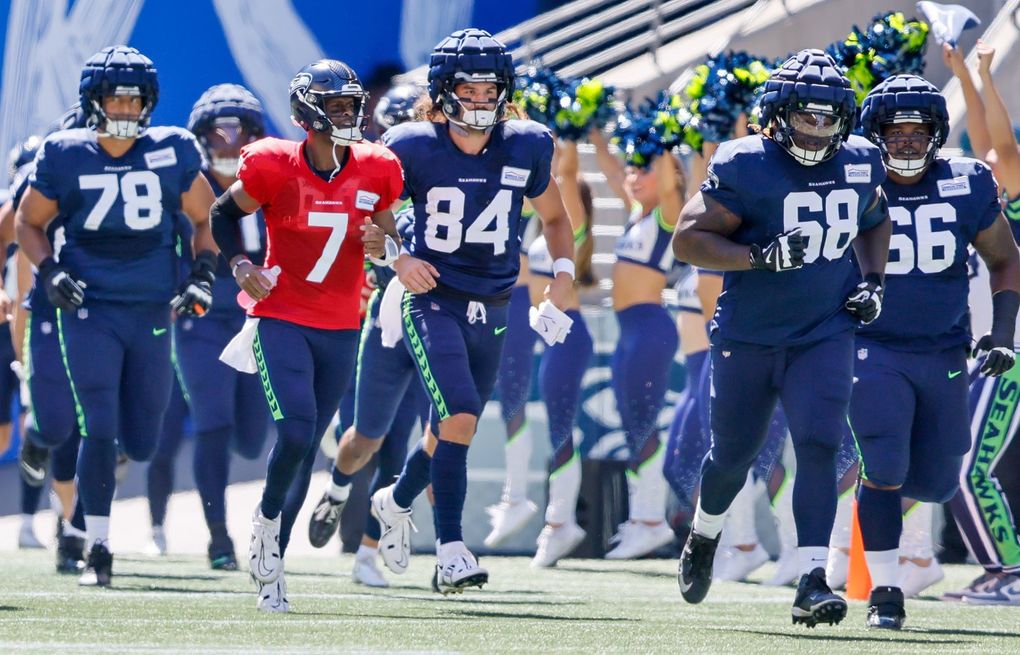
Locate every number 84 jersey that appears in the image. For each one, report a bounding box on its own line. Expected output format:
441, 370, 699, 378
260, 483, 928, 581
703, 134, 886, 346
382, 120, 554, 300
30, 126, 204, 303
858, 157, 1001, 351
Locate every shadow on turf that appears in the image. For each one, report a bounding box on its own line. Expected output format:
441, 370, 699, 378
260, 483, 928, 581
0, 606, 24, 612
552, 565, 668, 580
107, 585, 250, 595
445, 608, 635, 622
706, 627, 968, 645
113, 572, 222, 582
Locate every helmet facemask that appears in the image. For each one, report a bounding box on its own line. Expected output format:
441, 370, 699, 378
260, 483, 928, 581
440, 73, 508, 131
294, 82, 367, 146
874, 113, 940, 177
773, 102, 848, 166
200, 117, 258, 178
91, 86, 154, 139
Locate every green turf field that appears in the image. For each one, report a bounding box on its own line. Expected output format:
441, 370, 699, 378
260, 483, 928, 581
2, 551, 1018, 654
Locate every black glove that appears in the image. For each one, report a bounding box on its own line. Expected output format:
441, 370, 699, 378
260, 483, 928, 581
749, 228, 805, 272
845, 273, 884, 325
170, 250, 217, 317
972, 290, 1020, 377
37, 257, 86, 311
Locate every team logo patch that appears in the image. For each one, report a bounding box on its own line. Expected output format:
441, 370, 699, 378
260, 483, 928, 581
41, 321, 52, 335
501, 166, 530, 188
844, 164, 871, 184
77, 308, 88, 320
289, 72, 312, 94
938, 176, 971, 197
144, 147, 178, 170
857, 348, 868, 360
355, 190, 380, 211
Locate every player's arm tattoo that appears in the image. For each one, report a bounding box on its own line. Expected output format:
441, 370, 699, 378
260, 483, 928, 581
974, 214, 1020, 294
13, 186, 60, 267
851, 190, 891, 283
671, 191, 748, 270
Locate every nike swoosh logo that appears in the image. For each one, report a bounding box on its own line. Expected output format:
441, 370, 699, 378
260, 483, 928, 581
494, 326, 507, 335
948, 370, 962, 379
152, 328, 168, 336
679, 576, 693, 593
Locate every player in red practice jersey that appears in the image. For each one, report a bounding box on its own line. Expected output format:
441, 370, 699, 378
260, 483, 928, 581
210, 60, 402, 613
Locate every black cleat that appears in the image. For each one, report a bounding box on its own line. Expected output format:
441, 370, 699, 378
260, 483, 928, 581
79, 542, 113, 587
19, 439, 50, 487
867, 586, 906, 630
678, 531, 720, 604
56, 533, 86, 574
792, 567, 847, 628
208, 529, 238, 571
307, 492, 346, 548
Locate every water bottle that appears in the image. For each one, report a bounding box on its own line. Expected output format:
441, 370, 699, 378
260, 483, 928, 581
236, 265, 282, 310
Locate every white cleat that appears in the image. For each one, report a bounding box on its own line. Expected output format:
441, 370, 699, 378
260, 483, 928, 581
483, 499, 538, 548
825, 547, 849, 590
143, 526, 167, 557
256, 570, 289, 613
248, 507, 282, 583
960, 573, 1020, 605
763, 548, 799, 587
18, 524, 45, 550
713, 544, 770, 582
370, 486, 416, 574
352, 556, 389, 588
433, 543, 488, 595
604, 521, 674, 560
532, 522, 586, 568
899, 559, 945, 598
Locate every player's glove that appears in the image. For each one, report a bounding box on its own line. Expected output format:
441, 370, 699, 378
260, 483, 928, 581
171, 250, 217, 317
845, 273, 883, 325
972, 290, 1020, 377
37, 257, 86, 311
749, 228, 805, 272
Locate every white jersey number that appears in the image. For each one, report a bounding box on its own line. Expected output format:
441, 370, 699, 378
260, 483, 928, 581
424, 187, 511, 255
305, 212, 349, 283
886, 203, 957, 275
78, 171, 163, 231
782, 189, 860, 263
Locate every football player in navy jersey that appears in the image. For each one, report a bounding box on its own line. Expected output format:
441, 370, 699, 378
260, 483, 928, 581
178, 83, 270, 569
672, 49, 892, 627
371, 28, 575, 594
851, 74, 1020, 629
14, 46, 219, 587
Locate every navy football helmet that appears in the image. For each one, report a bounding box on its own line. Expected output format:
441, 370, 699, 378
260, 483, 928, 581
7, 135, 42, 186
289, 60, 367, 145
428, 28, 515, 130
759, 49, 856, 166
79, 45, 159, 139
372, 83, 423, 135
860, 74, 948, 177
188, 84, 266, 178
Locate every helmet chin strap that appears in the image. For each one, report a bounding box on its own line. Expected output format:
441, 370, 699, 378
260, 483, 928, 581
886, 155, 928, 177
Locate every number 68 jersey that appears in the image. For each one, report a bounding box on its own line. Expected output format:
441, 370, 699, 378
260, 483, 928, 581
30, 126, 204, 303
703, 134, 887, 346
381, 119, 553, 301
858, 157, 1001, 351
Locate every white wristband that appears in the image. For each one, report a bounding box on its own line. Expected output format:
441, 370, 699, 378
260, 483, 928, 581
231, 257, 252, 277
552, 258, 575, 280
369, 235, 400, 268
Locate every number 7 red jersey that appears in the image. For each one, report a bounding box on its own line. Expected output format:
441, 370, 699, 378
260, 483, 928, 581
237, 137, 403, 329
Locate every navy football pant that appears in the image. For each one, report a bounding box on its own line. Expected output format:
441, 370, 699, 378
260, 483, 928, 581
146, 377, 189, 527
363, 388, 424, 542
61, 303, 173, 519
403, 290, 508, 543
701, 331, 854, 548
176, 315, 270, 528
496, 285, 537, 434
949, 358, 1020, 573
612, 303, 678, 471
24, 313, 77, 448
0, 322, 18, 424
255, 318, 358, 554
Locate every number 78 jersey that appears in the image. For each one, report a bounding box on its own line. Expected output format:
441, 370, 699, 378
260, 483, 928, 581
237, 137, 404, 330
382, 120, 554, 300
703, 134, 887, 346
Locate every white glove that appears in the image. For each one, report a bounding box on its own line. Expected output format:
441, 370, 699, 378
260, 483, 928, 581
378, 278, 406, 348
529, 300, 573, 346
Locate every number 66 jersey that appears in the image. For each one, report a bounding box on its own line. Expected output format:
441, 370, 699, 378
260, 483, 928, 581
30, 126, 203, 303
703, 134, 887, 346
381, 119, 553, 300
237, 137, 403, 329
